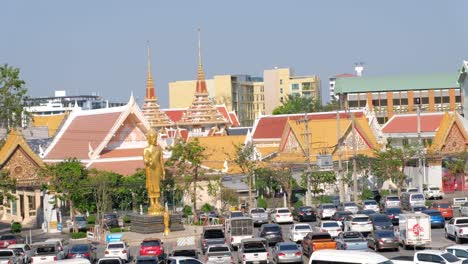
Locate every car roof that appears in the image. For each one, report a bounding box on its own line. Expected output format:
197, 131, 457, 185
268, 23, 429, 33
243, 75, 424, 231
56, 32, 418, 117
321, 220, 339, 224
446, 245, 468, 250
276, 207, 289, 210
241, 238, 267, 243
262, 223, 280, 227
207, 244, 229, 248
351, 214, 369, 218
142, 238, 161, 241
277, 242, 298, 246
293, 223, 311, 227
107, 241, 125, 245
423, 209, 440, 213
168, 257, 198, 260
7, 244, 26, 248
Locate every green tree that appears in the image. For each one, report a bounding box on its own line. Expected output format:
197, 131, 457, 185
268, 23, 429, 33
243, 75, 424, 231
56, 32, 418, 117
0, 64, 29, 129
115, 169, 147, 212
232, 142, 257, 208
372, 145, 417, 196
42, 158, 89, 217
275, 166, 296, 208
220, 188, 238, 207
272, 94, 340, 115
88, 170, 119, 226
168, 139, 207, 222
303, 170, 336, 197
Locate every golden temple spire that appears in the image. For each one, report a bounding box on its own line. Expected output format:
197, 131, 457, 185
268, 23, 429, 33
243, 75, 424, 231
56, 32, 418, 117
197, 28, 205, 81
146, 41, 156, 100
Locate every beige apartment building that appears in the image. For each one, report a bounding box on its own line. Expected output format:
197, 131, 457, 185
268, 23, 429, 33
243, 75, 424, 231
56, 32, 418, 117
169, 68, 321, 126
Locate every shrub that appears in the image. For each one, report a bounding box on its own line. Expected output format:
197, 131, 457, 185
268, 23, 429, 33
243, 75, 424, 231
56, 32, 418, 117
11, 222, 21, 233
359, 188, 374, 201
294, 200, 303, 209
109, 227, 124, 233
380, 190, 391, 197
182, 205, 193, 217
87, 215, 96, 225
317, 195, 332, 204
122, 215, 131, 224
257, 197, 267, 209
70, 232, 86, 239
201, 203, 214, 213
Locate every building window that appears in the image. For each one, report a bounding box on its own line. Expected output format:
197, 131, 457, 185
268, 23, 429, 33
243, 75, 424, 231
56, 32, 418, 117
280, 79, 283, 85
402, 138, 409, 146
280, 97, 284, 102
302, 82, 311, 91
280, 88, 283, 94
291, 83, 299, 90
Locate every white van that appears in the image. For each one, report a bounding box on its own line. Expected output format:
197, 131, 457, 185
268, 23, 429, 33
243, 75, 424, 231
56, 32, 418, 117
308, 250, 392, 264
400, 192, 425, 211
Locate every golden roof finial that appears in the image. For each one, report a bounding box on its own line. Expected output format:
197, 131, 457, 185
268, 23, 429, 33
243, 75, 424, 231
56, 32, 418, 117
146, 41, 156, 100
197, 28, 205, 81
147, 41, 152, 78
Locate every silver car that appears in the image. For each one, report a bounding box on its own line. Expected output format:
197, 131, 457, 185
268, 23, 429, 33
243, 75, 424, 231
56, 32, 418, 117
272, 242, 303, 264
205, 245, 232, 264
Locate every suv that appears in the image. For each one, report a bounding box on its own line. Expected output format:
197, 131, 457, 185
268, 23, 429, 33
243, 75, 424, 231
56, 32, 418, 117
343, 214, 373, 234
380, 195, 400, 209
72, 215, 88, 232
139, 238, 164, 257
259, 224, 283, 245
102, 213, 119, 228
424, 186, 444, 200
104, 242, 130, 262
200, 226, 225, 254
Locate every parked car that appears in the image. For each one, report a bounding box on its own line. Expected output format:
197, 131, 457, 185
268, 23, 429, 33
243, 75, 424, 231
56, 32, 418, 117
343, 214, 373, 235
461, 202, 468, 217
102, 213, 119, 228
67, 244, 97, 263
205, 244, 232, 264
292, 206, 316, 222
271, 208, 293, 224
249, 208, 269, 226
165, 257, 203, 264
259, 224, 283, 245
0, 235, 25, 249
30, 243, 64, 264
362, 200, 379, 213
330, 211, 353, 227
356, 209, 377, 216
315, 221, 342, 238
446, 245, 468, 260
200, 226, 224, 254
171, 248, 199, 260
368, 214, 393, 230
288, 223, 312, 243
97, 257, 124, 264
424, 185, 444, 200
338, 202, 359, 214
382, 207, 402, 225
104, 242, 130, 262
301, 232, 336, 257
135, 256, 159, 264
317, 204, 337, 219
44, 239, 68, 258
410, 205, 427, 213
72, 215, 88, 232
139, 238, 164, 257
401, 187, 418, 193
334, 231, 367, 250
0, 249, 21, 264
445, 217, 468, 244
237, 238, 268, 264
271, 242, 302, 264
380, 195, 400, 209
432, 201, 454, 219
367, 230, 399, 252
423, 209, 445, 228
7, 244, 33, 264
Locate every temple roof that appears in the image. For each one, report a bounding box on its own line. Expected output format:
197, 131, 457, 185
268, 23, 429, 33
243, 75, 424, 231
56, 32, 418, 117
162, 105, 239, 127
31, 113, 68, 137
0, 129, 44, 167
87, 159, 144, 176
382, 112, 445, 135
428, 112, 468, 154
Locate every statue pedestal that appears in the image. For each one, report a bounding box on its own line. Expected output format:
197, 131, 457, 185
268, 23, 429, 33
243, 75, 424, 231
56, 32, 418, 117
130, 213, 184, 234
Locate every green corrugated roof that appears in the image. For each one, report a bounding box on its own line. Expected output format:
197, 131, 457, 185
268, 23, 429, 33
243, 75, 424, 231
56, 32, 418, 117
334, 72, 459, 94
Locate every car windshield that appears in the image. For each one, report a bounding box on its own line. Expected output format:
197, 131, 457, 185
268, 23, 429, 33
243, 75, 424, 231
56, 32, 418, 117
36, 246, 56, 254
104, 214, 117, 219
136, 260, 158, 264
208, 246, 230, 253
413, 207, 426, 212
0, 251, 13, 257
457, 219, 468, 224
339, 212, 352, 216
243, 243, 265, 253
173, 250, 196, 257
294, 225, 311, 231
323, 222, 339, 228
204, 229, 224, 239
312, 234, 331, 240
344, 203, 357, 207
251, 209, 265, 213
353, 217, 369, 222
342, 232, 361, 239
278, 209, 290, 214
141, 240, 160, 247
75, 216, 86, 221
412, 194, 424, 200
0, 236, 15, 240
99, 260, 122, 264
387, 196, 399, 201
426, 211, 442, 216
322, 205, 335, 209
386, 208, 401, 214
230, 212, 243, 217
373, 216, 391, 222
364, 201, 377, 205
300, 207, 313, 212
264, 226, 281, 232
438, 203, 450, 208
430, 187, 440, 191
442, 253, 460, 262
108, 243, 124, 249
376, 231, 394, 238
70, 244, 89, 253
278, 244, 299, 251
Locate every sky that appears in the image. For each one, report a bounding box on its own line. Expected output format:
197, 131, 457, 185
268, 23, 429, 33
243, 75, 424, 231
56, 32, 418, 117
1, 1, 467, 108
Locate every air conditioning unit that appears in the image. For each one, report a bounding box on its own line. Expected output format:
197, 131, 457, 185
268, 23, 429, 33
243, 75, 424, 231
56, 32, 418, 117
316, 155, 333, 170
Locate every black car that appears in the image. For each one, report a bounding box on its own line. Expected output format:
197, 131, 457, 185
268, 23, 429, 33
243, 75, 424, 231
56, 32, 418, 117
68, 244, 97, 262
135, 256, 160, 264
171, 248, 200, 259
259, 224, 283, 245
330, 211, 353, 226
293, 206, 316, 222
102, 213, 119, 228
382, 208, 402, 225
369, 214, 393, 230
357, 209, 377, 216
367, 230, 399, 252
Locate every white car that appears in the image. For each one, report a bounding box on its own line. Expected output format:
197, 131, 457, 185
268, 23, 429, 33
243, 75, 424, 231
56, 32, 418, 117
339, 202, 359, 214
272, 208, 293, 224
362, 200, 379, 213
315, 221, 342, 238
104, 242, 130, 262
424, 186, 444, 200
446, 245, 468, 259
343, 214, 373, 234
8, 244, 33, 264
289, 224, 312, 242
317, 204, 337, 219
167, 257, 203, 264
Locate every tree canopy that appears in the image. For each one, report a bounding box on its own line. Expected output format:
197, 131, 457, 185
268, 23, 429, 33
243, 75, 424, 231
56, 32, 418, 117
0, 64, 29, 129
272, 94, 340, 115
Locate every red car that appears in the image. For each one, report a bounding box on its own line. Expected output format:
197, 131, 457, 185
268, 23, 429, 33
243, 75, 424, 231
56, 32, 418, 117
139, 238, 164, 256
0, 235, 24, 248
431, 202, 453, 219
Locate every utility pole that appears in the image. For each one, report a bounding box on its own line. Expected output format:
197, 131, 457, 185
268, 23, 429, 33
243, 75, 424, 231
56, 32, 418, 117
416, 102, 424, 192
336, 110, 345, 203
302, 113, 312, 206
351, 111, 358, 202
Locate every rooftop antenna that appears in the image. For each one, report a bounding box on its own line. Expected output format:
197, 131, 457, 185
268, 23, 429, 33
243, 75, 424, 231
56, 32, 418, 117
354, 62, 365, 77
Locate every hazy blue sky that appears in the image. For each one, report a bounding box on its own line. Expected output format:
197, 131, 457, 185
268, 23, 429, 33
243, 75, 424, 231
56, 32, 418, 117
1, 1, 467, 107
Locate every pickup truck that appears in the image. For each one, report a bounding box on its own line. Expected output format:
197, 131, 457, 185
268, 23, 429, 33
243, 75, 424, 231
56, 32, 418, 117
31, 243, 63, 264
200, 225, 225, 254
249, 208, 269, 226
237, 238, 268, 264
445, 217, 468, 244
391, 250, 466, 264
301, 232, 336, 257
0, 249, 20, 264
205, 244, 232, 264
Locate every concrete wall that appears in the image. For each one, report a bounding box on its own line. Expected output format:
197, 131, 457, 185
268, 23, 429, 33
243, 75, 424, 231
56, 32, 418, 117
404, 165, 442, 190
263, 69, 280, 115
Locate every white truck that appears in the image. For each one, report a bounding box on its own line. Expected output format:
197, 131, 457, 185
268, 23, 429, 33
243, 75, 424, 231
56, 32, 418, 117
31, 243, 63, 264
445, 217, 468, 244
0, 249, 21, 264
391, 250, 465, 264
227, 217, 254, 249
237, 238, 268, 264
396, 213, 431, 249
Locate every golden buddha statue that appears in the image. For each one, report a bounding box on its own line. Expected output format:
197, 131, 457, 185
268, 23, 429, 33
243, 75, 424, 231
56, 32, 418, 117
144, 129, 165, 215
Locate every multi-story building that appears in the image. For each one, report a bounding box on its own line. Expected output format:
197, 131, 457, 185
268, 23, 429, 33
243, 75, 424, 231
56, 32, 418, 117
334, 72, 461, 123
329, 73, 355, 102
169, 68, 321, 126
458, 61, 468, 117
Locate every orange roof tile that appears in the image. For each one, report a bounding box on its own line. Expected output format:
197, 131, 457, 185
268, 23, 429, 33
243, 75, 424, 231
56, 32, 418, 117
382, 113, 444, 134
88, 160, 144, 176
